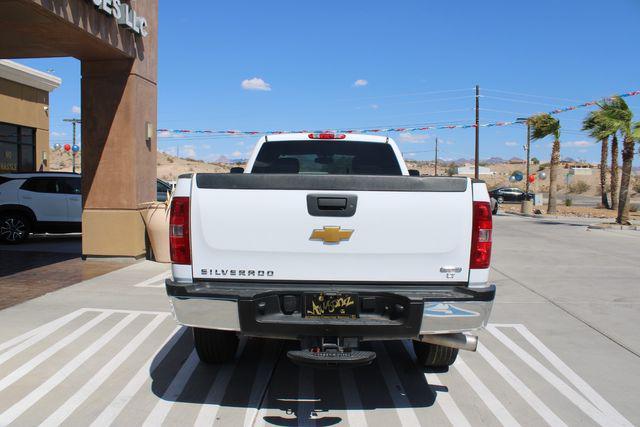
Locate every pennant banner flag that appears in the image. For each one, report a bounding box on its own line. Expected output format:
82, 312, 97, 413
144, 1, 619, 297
157, 90, 640, 137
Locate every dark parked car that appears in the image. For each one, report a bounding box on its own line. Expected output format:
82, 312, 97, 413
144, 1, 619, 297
489, 187, 533, 203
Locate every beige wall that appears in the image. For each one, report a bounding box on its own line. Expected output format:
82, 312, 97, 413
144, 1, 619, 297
0, 77, 50, 171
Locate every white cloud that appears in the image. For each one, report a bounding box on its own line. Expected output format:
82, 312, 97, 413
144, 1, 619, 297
180, 145, 196, 158
71, 105, 81, 114
370, 104, 379, 110
398, 132, 430, 144
158, 130, 185, 138
231, 151, 243, 157
51, 131, 66, 138
241, 77, 272, 91
353, 79, 368, 87
565, 140, 592, 148
504, 141, 518, 146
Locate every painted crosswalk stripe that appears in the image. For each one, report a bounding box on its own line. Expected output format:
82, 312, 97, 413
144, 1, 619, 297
90, 326, 185, 427
142, 350, 201, 427
511, 324, 632, 427
400, 340, 470, 427
0, 309, 85, 355
487, 325, 628, 427
373, 342, 422, 427
455, 356, 522, 426
0, 311, 111, 393
476, 342, 566, 427
39, 314, 169, 427
133, 271, 171, 287
0, 313, 138, 426
338, 367, 368, 427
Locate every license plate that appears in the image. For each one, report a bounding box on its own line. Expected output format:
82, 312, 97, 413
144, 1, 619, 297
304, 293, 358, 319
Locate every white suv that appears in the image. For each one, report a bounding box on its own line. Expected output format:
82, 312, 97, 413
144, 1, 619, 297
0, 172, 82, 243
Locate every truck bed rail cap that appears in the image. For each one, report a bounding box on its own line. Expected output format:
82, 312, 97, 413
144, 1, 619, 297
195, 174, 468, 192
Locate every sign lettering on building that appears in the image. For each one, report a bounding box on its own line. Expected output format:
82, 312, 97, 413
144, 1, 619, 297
88, 0, 149, 37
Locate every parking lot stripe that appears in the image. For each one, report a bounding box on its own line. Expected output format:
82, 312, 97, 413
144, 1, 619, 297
296, 366, 316, 425
90, 326, 185, 427
243, 343, 281, 427
476, 342, 567, 427
0, 309, 87, 365
400, 340, 470, 427
0, 313, 138, 426
133, 271, 171, 288
373, 342, 422, 427
338, 367, 368, 427
0, 311, 111, 393
455, 356, 522, 426
486, 325, 618, 427
142, 350, 201, 427
193, 338, 248, 427
0, 309, 86, 355
39, 314, 169, 427
511, 324, 633, 427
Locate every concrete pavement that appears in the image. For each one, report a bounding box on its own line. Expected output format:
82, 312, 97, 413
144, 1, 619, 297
0, 215, 638, 426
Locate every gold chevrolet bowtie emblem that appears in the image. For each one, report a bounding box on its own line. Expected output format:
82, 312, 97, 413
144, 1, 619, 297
309, 226, 354, 244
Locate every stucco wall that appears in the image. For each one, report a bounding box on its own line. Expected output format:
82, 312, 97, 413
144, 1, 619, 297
0, 77, 50, 170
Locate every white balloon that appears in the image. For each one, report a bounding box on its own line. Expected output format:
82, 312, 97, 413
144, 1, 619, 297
537, 171, 547, 180
53, 143, 61, 151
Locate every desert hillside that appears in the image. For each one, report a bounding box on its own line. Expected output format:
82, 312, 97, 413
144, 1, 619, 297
49, 149, 637, 198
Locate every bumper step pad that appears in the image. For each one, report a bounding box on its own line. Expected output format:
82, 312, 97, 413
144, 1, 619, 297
287, 349, 376, 367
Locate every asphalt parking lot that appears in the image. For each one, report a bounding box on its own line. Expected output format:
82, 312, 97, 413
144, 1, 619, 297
0, 214, 638, 426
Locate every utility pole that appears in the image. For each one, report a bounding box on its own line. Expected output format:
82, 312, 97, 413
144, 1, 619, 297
63, 118, 81, 173
474, 85, 480, 180
525, 121, 531, 194
517, 117, 532, 194
434, 137, 439, 176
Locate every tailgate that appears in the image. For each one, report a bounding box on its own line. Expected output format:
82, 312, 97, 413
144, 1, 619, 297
190, 174, 472, 283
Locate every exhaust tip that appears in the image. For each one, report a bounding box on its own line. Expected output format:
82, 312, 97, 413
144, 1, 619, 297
420, 333, 478, 352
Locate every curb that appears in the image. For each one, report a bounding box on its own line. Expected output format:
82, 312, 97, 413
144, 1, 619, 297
587, 223, 640, 231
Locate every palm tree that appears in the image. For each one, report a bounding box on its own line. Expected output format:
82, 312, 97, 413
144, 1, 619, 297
582, 110, 611, 209
529, 114, 561, 214
599, 97, 635, 224
611, 132, 619, 211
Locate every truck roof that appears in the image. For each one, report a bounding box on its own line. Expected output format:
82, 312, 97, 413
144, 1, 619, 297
261, 133, 391, 143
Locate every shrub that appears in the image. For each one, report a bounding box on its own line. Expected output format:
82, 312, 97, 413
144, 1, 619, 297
565, 198, 573, 207
567, 180, 590, 194
630, 204, 639, 213
633, 178, 640, 195
166, 157, 174, 163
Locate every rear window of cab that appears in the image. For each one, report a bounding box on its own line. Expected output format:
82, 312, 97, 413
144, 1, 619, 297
252, 141, 402, 175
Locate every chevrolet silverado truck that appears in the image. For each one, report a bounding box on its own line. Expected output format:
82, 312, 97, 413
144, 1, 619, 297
165, 132, 495, 368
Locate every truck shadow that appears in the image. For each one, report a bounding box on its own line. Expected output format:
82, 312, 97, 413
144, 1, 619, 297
149, 332, 440, 425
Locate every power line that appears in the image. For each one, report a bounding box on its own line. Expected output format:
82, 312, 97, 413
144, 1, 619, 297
335, 87, 473, 102
483, 88, 581, 103
481, 95, 561, 108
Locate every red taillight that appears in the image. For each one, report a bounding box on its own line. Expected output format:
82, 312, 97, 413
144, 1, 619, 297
308, 133, 346, 140
470, 201, 492, 269
170, 197, 191, 264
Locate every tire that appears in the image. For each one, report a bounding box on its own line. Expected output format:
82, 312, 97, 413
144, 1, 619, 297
492, 203, 499, 215
0, 213, 31, 243
413, 341, 458, 368
192, 327, 239, 364
497, 196, 504, 204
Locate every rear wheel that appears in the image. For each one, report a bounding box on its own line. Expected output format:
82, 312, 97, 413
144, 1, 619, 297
413, 341, 458, 368
192, 327, 239, 364
0, 214, 31, 243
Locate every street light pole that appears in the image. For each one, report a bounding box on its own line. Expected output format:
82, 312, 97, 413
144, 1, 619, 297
63, 118, 81, 174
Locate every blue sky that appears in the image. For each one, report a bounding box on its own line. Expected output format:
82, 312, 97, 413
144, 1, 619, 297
14, 0, 640, 163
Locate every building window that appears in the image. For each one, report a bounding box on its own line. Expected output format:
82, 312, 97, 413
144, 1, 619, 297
0, 122, 35, 172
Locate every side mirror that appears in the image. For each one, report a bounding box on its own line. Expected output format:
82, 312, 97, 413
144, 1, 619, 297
230, 167, 244, 174
408, 169, 420, 176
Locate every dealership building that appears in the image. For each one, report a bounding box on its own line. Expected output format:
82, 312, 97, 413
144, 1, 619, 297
0, 0, 157, 259
0, 60, 61, 174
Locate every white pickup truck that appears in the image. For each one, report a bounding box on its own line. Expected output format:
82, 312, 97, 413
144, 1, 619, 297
166, 132, 495, 367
